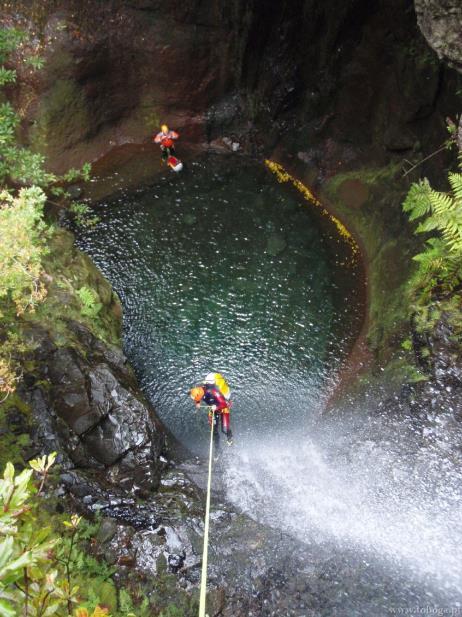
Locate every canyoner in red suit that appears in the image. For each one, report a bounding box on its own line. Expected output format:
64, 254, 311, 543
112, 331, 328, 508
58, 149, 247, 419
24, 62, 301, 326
190, 375, 233, 446
153, 124, 179, 161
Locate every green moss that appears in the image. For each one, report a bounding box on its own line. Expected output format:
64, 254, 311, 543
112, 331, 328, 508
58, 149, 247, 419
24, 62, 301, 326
31, 228, 122, 346
29, 78, 91, 157
325, 165, 400, 195
137, 92, 162, 132
148, 568, 198, 617
322, 164, 415, 362
0, 394, 32, 468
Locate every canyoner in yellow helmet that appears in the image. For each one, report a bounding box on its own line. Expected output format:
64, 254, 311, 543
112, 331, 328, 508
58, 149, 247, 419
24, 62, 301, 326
152, 123, 183, 172
203, 372, 231, 400
190, 372, 233, 446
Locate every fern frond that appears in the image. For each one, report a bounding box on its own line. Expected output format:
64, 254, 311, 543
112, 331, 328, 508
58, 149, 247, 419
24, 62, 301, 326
404, 169, 462, 294
425, 237, 446, 250
415, 218, 439, 233
448, 172, 462, 204
446, 234, 462, 252
428, 190, 454, 217
445, 254, 462, 279
412, 250, 445, 274
402, 179, 432, 220
439, 211, 462, 252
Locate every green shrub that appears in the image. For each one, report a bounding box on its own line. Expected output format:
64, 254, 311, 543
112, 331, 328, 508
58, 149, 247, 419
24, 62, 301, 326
0, 188, 51, 397
0, 455, 114, 617
0, 188, 50, 318
69, 203, 99, 228
0, 453, 114, 617
0, 26, 96, 398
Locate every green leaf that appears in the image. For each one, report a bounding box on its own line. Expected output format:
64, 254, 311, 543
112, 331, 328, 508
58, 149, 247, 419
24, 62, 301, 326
0, 539, 13, 570
0, 550, 35, 582
3, 464, 14, 483
0, 598, 16, 617
0, 104, 19, 147
0, 68, 16, 86
448, 171, 462, 204
43, 603, 61, 616
24, 56, 44, 71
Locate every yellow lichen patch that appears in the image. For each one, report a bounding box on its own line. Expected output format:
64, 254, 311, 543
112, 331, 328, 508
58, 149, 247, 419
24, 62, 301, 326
264, 159, 359, 256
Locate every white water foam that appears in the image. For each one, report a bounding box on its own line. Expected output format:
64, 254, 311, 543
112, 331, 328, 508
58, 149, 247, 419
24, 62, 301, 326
222, 412, 462, 601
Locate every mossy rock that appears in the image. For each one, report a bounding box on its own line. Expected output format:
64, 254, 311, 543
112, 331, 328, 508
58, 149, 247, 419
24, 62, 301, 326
30, 78, 91, 157
0, 394, 32, 469
337, 178, 370, 209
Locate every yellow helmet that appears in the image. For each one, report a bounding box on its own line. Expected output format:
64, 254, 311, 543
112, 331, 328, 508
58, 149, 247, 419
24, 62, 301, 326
161, 124, 169, 133
190, 386, 204, 402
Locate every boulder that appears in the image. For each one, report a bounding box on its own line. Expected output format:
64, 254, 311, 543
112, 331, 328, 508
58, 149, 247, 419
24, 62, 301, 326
26, 322, 165, 492
415, 0, 462, 72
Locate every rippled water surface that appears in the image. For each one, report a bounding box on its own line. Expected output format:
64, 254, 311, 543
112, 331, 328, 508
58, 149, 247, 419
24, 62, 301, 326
75, 155, 362, 450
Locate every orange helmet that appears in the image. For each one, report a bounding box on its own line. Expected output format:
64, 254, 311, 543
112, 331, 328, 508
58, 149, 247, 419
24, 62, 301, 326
190, 386, 204, 402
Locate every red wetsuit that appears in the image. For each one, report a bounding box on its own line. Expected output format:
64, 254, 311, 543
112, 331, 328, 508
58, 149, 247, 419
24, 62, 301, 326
202, 385, 231, 438
153, 130, 179, 149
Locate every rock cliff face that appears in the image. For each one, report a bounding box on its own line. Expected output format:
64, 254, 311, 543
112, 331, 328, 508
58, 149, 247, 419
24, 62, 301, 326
415, 0, 462, 72
1, 227, 166, 493
24, 321, 165, 494
3, 0, 460, 174
3, 0, 242, 170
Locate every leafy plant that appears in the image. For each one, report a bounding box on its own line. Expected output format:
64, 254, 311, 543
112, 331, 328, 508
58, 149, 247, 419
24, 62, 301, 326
63, 164, 92, 184
401, 338, 412, 351
69, 202, 99, 228
76, 287, 102, 319
24, 56, 45, 71
403, 172, 462, 295
402, 157, 462, 343
0, 26, 97, 398
0, 28, 53, 187
0, 187, 51, 397
404, 174, 462, 250
0, 456, 113, 617
0, 28, 26, 62
0, 188, 50, 317
0, 68, 16, 86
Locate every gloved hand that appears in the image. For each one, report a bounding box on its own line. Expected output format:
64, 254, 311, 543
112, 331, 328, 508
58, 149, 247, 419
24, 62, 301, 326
210, 405, 217, 412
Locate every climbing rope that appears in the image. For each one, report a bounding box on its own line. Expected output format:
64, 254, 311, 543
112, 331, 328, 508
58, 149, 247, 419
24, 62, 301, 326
199, 409, 215, 617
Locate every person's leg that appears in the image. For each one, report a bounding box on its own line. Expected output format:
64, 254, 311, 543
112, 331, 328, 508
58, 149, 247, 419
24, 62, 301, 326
221, 408, 232, 443
209, 410, 220, 448
161, 146, 168, 162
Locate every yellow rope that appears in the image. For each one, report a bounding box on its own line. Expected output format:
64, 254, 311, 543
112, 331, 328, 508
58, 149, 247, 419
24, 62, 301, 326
199, 410, 215, 617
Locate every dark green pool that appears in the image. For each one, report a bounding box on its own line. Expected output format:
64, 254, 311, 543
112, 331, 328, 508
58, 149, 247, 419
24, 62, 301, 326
74, 154, 363, 452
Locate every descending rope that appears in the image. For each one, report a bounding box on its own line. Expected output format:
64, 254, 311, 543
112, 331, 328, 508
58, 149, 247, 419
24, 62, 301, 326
199, 410, 215, 617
